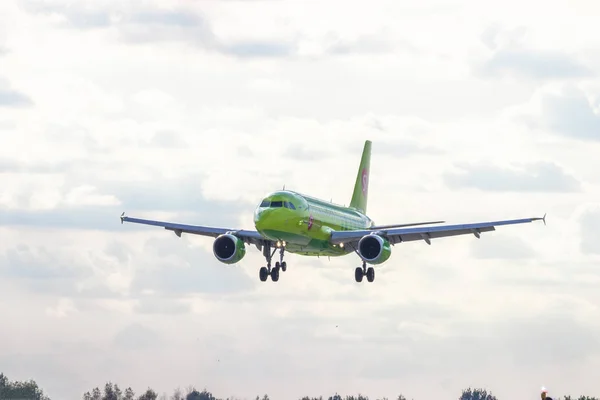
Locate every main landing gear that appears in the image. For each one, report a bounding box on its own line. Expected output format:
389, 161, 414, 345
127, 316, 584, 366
259, 243, 287, 282
355, 261, 375, 283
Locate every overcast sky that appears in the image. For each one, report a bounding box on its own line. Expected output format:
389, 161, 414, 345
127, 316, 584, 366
1, 0, 600, 399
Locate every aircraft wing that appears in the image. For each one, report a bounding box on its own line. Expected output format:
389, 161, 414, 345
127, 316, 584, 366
369, 220, 445, 230
330, 215, 546, 246
120, 213, 268, 247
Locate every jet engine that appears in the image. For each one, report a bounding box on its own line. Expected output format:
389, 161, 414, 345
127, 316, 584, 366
357, 234, 391, 265
212, 234, 246, 264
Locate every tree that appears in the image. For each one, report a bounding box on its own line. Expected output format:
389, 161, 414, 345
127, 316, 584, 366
562, 397, 600, 400
0, 373, 8, 388
0, 373, 51, 400
171, 387, 184, 400
124, 387, 135, 400
101, 382, 123, 400
185, 388, 216, 400
138, 387, 158, 400
459, 388, 497, 400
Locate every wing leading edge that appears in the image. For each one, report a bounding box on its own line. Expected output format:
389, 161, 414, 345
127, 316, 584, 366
330, 214, 546, 246
120, 213, 267, 247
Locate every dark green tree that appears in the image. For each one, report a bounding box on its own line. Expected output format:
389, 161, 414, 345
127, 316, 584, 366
138, 387, 158, 400
562, 397, 600, 400
101, 382, 123, 400
185, 388, 216, 400
124, 387, 135, 400
0, 373, 51, 400
459, 388, 497, 400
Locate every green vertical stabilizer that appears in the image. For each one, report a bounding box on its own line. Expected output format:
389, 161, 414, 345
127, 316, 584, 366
349, 140, 371, 214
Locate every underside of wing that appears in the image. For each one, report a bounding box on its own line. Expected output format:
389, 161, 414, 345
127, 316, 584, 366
331, 215, 546, 246
120, 213, 267, 246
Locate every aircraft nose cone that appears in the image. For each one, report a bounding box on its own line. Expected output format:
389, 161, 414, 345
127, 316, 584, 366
254, 209, 268, 231
255, 208, 276, 232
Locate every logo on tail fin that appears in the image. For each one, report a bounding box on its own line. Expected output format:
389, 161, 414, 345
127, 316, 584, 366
361, 168, 369, 197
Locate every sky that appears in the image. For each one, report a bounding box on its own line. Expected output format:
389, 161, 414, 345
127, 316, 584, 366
1, 0, 599, 399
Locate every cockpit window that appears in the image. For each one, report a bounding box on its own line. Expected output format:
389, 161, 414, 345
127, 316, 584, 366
261, 200, 296, 209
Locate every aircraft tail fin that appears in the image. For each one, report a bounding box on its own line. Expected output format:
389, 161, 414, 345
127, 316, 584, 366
349, 140, 371, 214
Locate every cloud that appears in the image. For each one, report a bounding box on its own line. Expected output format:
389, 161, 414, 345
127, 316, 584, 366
0, 171, 252, 231
113, 323, 165, 350
18, 0, 292, 58
492, 314, 600, 366
539, 86, 600, 141
283, 145, 330, 161
0, 229, 255, 303
0, 244, 91, 280
219, 40, 295, 58
444, 162, 581, 192
130, 236, 257, 296
478, 49, 593, 80
323, 33, 402, 56
475, 25, 593, 81
579, 205, 600, 255
0, 84, 33, 107
471, 234, 536, 260
17, 0, 399, 60
376, 139, 444, 157
134, 296, 191, 315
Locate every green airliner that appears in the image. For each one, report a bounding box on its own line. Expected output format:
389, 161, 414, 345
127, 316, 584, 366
120, 140, 546, 283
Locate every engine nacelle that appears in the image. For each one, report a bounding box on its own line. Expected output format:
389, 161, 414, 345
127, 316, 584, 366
357, 234, 391, 265
212, 234, 246, 264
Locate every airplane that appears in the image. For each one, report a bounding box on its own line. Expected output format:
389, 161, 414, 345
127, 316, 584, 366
120, 140, 546, 283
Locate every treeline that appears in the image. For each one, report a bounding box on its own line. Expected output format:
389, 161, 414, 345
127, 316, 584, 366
1, 373, 598, 400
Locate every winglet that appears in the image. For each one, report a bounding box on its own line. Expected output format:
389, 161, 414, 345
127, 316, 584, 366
534, 213, 547, 226
120, 212, 125, 224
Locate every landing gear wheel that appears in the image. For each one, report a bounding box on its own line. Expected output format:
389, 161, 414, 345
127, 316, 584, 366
271, 266, 280, 282
354, 267, 364, 283
366, 267, 375, 283
281, 261, 287, 272
259, 267, 269, 282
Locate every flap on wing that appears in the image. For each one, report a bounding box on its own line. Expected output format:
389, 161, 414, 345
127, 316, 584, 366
369, 220, 445, 229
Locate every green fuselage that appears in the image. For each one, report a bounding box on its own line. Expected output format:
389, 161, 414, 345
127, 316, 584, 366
253, 190, 374, 256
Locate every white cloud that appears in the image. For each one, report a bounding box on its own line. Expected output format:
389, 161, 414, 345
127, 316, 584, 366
1, 0, 600, 399
45, 297, 77, 318
63, 185, 121, 207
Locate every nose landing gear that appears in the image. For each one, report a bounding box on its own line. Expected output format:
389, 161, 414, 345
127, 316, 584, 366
259, 242, 287, 282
